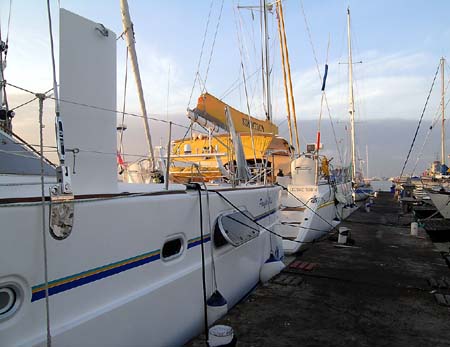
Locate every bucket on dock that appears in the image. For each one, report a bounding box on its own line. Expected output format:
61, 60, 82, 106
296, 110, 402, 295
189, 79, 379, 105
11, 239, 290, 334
208, 325, 236, 347
374, 191, 378, 198
365, 203, 371, 213
411, 222, 419, 236
338, 227, 349, 244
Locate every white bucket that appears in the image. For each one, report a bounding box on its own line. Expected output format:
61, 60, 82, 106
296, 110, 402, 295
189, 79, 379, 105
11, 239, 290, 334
374, 191, 378, 198
338, 227, 349, 244
365, 203, 371, 213
411, 222, 418, 236
208, 325, 235, 347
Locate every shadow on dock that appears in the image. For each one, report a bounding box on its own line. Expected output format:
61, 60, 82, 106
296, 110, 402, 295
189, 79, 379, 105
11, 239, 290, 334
188, 192, 450, 347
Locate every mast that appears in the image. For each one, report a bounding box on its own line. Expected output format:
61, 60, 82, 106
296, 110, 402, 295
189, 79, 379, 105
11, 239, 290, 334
262, 0, 272, 121
276, 0, 300, 154
120, 0, 155, 170
347, 7, 357, 182
0, 39, 5, 120
276, 2, 293, 147
366, 144, 369, 179
0, 36, 12, 132
441, 57, 446, 166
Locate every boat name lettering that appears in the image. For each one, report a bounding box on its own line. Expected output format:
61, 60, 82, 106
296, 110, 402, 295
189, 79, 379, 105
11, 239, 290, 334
289, 187, 317, 192
242, 118, 264, 132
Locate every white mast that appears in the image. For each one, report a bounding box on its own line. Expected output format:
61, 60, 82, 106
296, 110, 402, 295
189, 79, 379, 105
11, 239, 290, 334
366, 144, 369, 179
262, 0, 272, 121
120, 0, 155, 170
347, 7, 357, 182
0, 43, 4, 111
0, 36, 11, 131
441, 57, 446, 166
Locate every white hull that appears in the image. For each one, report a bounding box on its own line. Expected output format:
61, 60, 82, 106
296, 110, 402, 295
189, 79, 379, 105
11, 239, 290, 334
335, 181, 356, 220
277, 182, 338, 254
0, 183, 281, 346
428, 190, 450, 219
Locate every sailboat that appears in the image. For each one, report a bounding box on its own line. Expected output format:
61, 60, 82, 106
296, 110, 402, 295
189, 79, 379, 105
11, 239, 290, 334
0, 3, 283, 346
425, 57, 450, 216
345, 7, 373, 203
273, 0, 347, 254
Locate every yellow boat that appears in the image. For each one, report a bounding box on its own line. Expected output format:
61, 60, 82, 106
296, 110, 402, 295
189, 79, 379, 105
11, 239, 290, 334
170, 93, 292, 183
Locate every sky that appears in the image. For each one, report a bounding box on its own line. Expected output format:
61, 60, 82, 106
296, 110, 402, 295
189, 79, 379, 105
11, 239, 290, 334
1, 0, 450, 177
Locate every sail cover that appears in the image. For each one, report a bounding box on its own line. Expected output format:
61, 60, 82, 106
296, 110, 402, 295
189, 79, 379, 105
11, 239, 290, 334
191, 93, 278, 135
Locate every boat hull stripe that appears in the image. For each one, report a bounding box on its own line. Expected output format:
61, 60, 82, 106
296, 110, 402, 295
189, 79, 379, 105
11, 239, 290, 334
31, 208, 277, 302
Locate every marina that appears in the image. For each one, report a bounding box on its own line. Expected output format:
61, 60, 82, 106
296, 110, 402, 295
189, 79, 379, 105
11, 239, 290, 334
1, 1, 450, 346
189, 192, 450, 346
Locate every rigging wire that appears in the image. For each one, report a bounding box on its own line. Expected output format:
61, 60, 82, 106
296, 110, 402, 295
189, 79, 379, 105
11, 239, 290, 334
118, 48, 129, 161
10, 87, 53, 111
237, 6, 258, 110
187, 0, 215, 109
218, 68, 260, 100
299, 0, 343, 166
399, 62, 440, 178
202, 0, 225, 91
411, 76, 450, 175
5, 82, 194, 131
233, 1, 257, 165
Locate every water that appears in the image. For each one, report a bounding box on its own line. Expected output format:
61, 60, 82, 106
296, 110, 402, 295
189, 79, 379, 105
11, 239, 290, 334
371, 180, 393, 192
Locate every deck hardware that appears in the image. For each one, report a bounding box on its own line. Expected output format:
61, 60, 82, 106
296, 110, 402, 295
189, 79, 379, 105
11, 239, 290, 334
49, 185, 74, 240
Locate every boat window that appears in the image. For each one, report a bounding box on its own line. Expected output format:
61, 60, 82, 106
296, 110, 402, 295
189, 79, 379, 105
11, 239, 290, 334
215, 209, 260, 247
161, 238, 184, 260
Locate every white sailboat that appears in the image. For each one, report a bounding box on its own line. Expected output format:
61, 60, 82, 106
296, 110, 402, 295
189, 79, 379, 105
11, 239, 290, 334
345, 7, 372, 203
274, 1, 342, 254
0, 4, 283, 346
425, 57, 450, 217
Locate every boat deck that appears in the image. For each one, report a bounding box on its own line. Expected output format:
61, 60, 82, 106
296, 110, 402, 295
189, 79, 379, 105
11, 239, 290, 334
188, 192, 450, 346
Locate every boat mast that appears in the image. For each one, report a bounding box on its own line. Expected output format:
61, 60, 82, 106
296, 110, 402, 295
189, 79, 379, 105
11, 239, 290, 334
441, 57, 446, 166
366, 144, 369, 179
0, 36, 12, 132
276, 0, 300, 154
120, 0, 155, 170
0, 39, 5, 122
262, 0, 272, 121
276, 3, 293, 148
347, 7, 357, 182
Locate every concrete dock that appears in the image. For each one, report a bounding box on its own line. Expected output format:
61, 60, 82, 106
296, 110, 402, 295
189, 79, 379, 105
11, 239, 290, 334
189, 192, 450, 346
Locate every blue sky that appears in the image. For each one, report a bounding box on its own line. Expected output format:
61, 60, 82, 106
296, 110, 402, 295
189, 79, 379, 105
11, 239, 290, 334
2, 0, 450, 176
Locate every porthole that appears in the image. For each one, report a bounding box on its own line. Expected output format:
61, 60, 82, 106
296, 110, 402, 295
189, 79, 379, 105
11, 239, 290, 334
0, 284, 22, 322
161, 238, 184, 260
0, 288, 15, 315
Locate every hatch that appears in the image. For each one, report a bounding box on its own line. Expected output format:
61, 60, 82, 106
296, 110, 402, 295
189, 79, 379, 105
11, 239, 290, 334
216, 209, 260, 247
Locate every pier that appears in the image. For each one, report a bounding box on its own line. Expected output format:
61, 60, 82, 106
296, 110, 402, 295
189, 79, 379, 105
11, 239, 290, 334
189, 192, 450, 346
